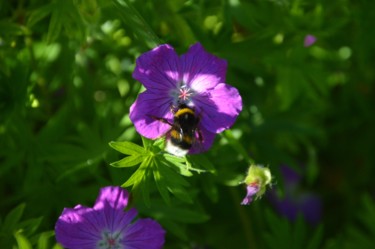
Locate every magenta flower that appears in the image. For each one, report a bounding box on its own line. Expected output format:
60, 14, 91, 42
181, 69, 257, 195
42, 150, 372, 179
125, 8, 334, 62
241, 183, 261, 205
304, 34, 317, 47
55, 186, 165, 249
129, 43, 242, 154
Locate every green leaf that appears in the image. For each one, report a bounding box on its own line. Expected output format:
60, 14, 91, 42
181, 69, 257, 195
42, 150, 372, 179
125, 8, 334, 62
263, 208, 323, 249
0, 21, 24, 36
342, 195, 375, 249
27, 3, 54, 27
158, 160, 192, 203
142, 201, 210, 224
18, 217, 43, 237
186, 154, 216, 173
14, 232, 32, 249
293, 215, 307, 249
159, 220, 188, 240
307, 225, 324, 249
201, 175, 219, 202
223, 129, 255, 164
121, 156, 151, 187
37, 231, 55, 249
110, 154, 145, 167
109, 141, 146, 155
46, 1, 63, 43
52, 243, 64, 249
2, 203, 25, 233
46, 0, 85, 43
153, 160, 171, 205
163, 154, 193, 177
111, 0, 161, 48
141, 159, 153, 207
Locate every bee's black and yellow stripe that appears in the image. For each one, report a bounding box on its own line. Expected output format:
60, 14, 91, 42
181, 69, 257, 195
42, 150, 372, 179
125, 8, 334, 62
174, 107, 195, 118
168, 105, 199, 150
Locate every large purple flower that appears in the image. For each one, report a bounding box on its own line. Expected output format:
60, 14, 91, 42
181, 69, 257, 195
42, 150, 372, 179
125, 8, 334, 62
55, 186, 165, 249
130, 43, 242, 154
268, 165, 322, 225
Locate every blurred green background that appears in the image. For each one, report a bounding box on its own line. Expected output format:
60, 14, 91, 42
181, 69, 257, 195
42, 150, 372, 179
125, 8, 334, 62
1, 0, 375, 248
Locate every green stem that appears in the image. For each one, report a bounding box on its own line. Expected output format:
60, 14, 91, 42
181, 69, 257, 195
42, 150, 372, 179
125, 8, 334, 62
224, 130, 255, 165
230, 187, 258, 249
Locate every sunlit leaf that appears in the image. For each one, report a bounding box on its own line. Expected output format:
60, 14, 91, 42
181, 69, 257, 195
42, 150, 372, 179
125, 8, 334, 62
110, 154, 145, 167
109, 141, 146, 155
111, 0, 161, 48
14, 232, 32, 249
37, 231, 55, 249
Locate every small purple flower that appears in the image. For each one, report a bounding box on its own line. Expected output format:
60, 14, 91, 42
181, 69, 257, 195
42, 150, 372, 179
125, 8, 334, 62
241, 165, 272, 205
55, 186, 165, 249
130, 43, 242, 154
304, 34, 317, 47
241, 183, 261, 205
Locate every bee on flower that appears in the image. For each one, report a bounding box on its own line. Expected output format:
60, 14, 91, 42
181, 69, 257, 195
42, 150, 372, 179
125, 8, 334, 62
129, 43, 242, 156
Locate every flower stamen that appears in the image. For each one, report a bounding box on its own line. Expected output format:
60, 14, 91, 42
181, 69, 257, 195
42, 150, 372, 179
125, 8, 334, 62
98, 230, 122, 249
179, 86, 192, 101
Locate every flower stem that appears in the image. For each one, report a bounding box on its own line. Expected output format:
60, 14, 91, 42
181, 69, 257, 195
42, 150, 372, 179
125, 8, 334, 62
223, 130, 255, 165
230, 187, 258, 249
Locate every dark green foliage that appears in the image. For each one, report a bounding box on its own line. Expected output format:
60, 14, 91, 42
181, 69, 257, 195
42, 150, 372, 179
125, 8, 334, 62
1, 0, 375, 248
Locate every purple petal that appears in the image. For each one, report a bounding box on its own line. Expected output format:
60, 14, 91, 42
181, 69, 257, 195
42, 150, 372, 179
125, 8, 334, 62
129, 91, 174, 139
241, 184, 260, 205
194, 83, 242, 133
269, 192, 322, 225
280, 165, 301, 187
94, 186, 129, 211
181, 43, 227, 91
133, 44, 180, 91
188, 125, 216, 154
101, 206, 138, 234
55, 206, 101, 249
122, 218, 166, 249
304, 34, 317, 47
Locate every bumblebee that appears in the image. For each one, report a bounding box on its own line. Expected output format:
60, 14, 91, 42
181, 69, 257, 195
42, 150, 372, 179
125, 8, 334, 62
153, 104, 202, 157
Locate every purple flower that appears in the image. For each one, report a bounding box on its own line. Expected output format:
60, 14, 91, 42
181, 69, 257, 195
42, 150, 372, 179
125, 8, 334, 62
268, 165, 322, 225
129, 43, 242, 154
241, 183, 261, 205
304, 34, 317, 47
55, 186, 165, 249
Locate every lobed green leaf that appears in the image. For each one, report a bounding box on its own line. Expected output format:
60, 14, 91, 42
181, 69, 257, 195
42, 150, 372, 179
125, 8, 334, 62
110, 154, 145, 167
109, 141, 146, 155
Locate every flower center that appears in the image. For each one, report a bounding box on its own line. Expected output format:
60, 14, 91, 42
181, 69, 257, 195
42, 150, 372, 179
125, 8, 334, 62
97, 230, 123, 249
170, 84, 195, 106
179, 86, 192, 101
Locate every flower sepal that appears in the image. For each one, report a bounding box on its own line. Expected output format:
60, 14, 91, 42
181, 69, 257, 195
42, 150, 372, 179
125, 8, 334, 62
241, 164, 272, 205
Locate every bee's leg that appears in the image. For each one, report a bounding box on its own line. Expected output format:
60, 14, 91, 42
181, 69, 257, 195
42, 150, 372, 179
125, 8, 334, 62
170, 104, 177, 114
197, 129, 204, 143
148, 115, 173, 126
